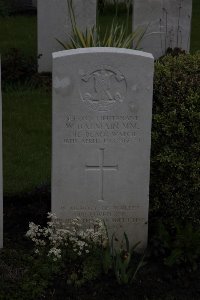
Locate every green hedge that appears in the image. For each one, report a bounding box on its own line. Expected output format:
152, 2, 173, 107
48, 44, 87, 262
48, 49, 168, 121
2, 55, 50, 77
150, 52, 200, 225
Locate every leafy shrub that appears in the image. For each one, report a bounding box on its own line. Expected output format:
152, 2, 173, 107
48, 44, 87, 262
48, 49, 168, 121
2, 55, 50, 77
150, 52, 200, 225
110, 233, 145, 285
151, 222, 200, 271
0, 249, 59, 300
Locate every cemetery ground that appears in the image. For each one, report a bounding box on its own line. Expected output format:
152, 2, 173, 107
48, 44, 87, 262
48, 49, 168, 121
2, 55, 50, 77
0, 2, 200, 300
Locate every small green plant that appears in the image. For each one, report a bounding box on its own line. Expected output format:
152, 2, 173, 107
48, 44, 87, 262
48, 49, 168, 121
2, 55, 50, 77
111, 233, 145, 285
58, 22, 145, 50
100, 227, 146, 285
57, 0, 146, 50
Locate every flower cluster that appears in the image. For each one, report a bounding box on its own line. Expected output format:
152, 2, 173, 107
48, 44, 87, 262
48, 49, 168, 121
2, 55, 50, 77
26, 213, 108, 261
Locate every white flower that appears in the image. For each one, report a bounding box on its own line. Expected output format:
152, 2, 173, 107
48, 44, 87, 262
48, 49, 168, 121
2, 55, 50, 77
48, 247, 62, 259
26, 213, 108, 260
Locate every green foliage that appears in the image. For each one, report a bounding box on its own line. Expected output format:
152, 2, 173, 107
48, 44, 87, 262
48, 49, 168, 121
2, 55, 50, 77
26, 216, 145, 288
68, 229, 146, 286
58, 22, 145, 50
26, 216, 108, 287
19, 257, 60, 300
101, 240, 113, 274
111, 233, 145, 285
152, 222, 200, 271
100, 232, 145, 285
151, 52, 200, 225
0, 249, 60, 300
58, 0, 145, 50
66, 254, 102, 287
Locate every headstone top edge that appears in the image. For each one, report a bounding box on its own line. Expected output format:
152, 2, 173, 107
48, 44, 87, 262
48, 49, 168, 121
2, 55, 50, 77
52, 47, 154, 60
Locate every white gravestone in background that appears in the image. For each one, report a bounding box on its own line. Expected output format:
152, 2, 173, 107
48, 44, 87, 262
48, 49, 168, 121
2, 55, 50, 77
38, 0, 97, 72
52, 48, 154, 250
133, 0, 193, 59
0, 59, 3, 248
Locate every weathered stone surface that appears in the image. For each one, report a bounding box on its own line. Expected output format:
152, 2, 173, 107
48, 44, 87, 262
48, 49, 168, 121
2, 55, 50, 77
38, 0, 97, 72
52, 48, 154, 250
133, 0, 193, 58
0, 60, 3, 248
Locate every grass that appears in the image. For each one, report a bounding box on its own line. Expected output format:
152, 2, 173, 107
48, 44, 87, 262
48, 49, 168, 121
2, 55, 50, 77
3, 87, 51, 195
0, 14, 37, 57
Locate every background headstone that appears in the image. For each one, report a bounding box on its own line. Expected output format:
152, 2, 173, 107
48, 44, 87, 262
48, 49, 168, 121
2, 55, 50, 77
0, 59, 3, 249
133, 0, 193, 59
52, 48, 154, 250
38, 0, 97, 72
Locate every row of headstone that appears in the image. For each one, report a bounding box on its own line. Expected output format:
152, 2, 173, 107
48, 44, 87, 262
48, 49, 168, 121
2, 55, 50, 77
0, 0, 192, 250
37, 0, 191, 249
38, 0, 192, 71
0, 60, 2, 249
133, 0, 193, 59
38, 0, 97, 72
52, 48, 154, 249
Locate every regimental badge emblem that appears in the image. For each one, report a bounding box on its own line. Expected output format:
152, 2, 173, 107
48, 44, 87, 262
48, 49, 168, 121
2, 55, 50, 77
80, 65, 127, 112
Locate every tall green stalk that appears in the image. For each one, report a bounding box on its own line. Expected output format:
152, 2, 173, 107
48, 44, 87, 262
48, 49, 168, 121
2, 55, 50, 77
57, 0, 146, 50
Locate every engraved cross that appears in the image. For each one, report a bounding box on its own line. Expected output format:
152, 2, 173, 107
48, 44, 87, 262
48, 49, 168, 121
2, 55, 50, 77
85, 148, 118, 202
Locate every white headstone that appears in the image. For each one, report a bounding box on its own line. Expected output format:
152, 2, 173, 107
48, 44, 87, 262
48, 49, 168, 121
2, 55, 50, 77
0, 59, 3, 249
52, 48, 154, 250
133, 0, 193, 59
38, 0, 97, 72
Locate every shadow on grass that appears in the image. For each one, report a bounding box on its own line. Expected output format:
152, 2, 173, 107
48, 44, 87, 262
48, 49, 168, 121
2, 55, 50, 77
3, 184, 51, 248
